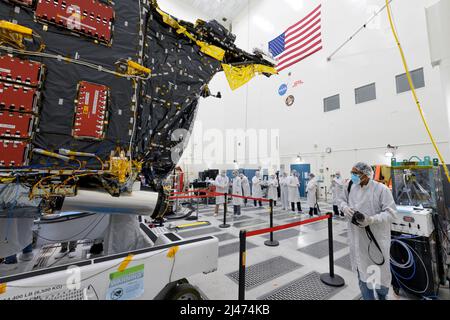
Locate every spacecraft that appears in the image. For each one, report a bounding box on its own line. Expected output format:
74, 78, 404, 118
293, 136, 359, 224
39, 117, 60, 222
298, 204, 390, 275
0, 0, 277, 219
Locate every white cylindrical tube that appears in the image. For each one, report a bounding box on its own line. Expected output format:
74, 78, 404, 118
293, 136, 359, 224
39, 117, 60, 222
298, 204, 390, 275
61, 189, 163, 217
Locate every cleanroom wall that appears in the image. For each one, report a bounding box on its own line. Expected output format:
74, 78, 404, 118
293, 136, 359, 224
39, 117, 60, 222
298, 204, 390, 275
174, 0, 450, 182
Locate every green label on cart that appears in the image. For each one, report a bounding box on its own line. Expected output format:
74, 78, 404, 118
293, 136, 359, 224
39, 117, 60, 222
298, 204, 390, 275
107, 264, 144, 300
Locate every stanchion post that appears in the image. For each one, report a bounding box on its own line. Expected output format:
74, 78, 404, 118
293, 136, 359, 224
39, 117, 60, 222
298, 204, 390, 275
186, 193, 199, 221
225, 193, 227, 215
238, 230, 247, 300
264, 199, 279, 247
196, 197, 199, 220
219, 193, 230, 229
320, 214, 345, 287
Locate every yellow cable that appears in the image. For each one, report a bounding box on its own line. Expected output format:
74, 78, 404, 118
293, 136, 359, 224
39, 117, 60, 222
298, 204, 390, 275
30, 174, 62, 199
95, 156, 105, 171
60, 173, 97, 188
385, 0, 450, 182
0, 20, 32, 36
0, 177, 15, 184
71, 158, 83, 170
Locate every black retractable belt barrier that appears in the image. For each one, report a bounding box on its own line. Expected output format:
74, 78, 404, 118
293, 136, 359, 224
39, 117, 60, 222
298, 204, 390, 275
197, 198, 199, 220
185, 192, 200, 221
320, 214, 345, 287
219, 193, 230, 229
237, 213, 342, 300
264, 199, 279, 247
238, 230, 247, 300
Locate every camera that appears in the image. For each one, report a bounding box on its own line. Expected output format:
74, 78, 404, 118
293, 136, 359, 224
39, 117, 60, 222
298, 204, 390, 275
351, 211, 366, 226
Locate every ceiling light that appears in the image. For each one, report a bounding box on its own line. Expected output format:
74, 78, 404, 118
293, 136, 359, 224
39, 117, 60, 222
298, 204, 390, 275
284, 0, 304, 11
252, 15, 274, 33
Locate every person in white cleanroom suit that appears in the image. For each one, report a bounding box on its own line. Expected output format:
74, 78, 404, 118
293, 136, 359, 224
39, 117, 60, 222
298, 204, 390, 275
306, 173, 319, 216
338, 162, 397, 300
252, 170, 264, 207
331, 171, 344, 217
214, 170, 229, 216
103, 182, 150, 255
0, 183, 40, 272
287, 170, 302, 213
0, 218, 34, 272
279, 172, 289, 210
231, 170, 243, 216
240, 173, 251, 207
267, 174, 279, 206
104, 214, 148, 255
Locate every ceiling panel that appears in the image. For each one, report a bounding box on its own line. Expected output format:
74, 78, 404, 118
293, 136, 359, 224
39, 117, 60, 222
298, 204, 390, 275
181, 0, 250, 22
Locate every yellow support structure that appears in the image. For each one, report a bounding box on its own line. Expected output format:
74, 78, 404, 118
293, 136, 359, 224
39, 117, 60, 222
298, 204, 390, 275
0, 20, 33, 36
155, 7, 225, 61
222, 64, 278, 91
127, 60, 151, 76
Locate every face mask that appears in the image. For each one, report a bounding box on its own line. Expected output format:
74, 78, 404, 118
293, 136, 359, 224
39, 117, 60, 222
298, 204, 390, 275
351, 173, 361, 185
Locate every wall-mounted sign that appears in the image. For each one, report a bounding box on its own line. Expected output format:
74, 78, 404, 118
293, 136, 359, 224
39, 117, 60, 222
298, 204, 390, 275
292, 80, 304, 88
278, 84, 288, 96
285, 95, 295, 106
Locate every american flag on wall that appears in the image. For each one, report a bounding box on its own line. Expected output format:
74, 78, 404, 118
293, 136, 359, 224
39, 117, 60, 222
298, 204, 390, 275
269, 4, 323, 72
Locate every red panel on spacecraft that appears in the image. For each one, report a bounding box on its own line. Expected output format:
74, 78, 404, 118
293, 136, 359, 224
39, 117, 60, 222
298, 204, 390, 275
9, 0, 34, 6
0, 140, 29, 167
0, 110, 34, 138
73, 81, 108, 140
0, 55, 44, 87
0, 83, 38, 113
35, 0, 115, 44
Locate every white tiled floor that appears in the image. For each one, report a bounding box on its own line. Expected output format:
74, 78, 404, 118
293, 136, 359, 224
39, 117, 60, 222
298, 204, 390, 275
1, 199, 449, 301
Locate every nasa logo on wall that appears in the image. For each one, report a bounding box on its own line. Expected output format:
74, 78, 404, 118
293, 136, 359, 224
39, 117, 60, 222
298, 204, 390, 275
278, 84, 288, 96
285, 95, 295, 107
